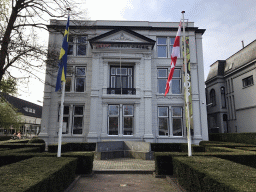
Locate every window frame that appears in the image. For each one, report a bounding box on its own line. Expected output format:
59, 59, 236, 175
242, 75, 254, 88
157, 37, 177, 58
65, 66, 86, 93
68, 35, 87, 56
107, 104, 134, 136
157, 68, 182, 94
210, 89, 216, 106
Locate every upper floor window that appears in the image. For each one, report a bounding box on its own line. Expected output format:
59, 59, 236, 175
65, 66, 86, 92
108, 66, 135, 95
157, 37, 175, 58
157, 68, 181, 94
221, 87, 226, 108
242, 75, 253, 88
68, 36, 87, 56
210, 89, 216, 106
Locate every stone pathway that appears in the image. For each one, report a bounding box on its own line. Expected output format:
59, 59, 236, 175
66, 158, 186, 192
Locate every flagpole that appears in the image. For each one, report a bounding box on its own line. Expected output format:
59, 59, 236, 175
57, 8, 71, 158
182, 11, 192, 157
57, 81, 65, 157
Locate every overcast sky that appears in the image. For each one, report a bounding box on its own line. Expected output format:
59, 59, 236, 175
18, 0, 256, 105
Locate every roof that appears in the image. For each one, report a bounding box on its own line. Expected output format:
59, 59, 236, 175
206, 60, 226, 83
88, 27, 156, 49
0, 93, 42, 118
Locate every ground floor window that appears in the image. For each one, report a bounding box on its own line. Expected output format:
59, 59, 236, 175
108, 104, 134, 136
158, 106, 183, 136
58, 105, 84, 135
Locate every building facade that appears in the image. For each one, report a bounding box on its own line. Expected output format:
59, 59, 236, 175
0, 93, 42, 136
206, 39, 256, 133
40, 20, 208, 145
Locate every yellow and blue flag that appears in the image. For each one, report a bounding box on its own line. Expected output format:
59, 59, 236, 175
55, 16, 70, 92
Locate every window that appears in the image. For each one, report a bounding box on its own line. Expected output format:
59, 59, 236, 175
157, 37, 176, 58
210, 89, 216, 106
65, 66, 86, 92
158, 106, 183, 136
108, 104, 134, 135
58, 105, 84, 135
172, 107, 183, 136
242, 76, 253, 88
75, 67, 86, 92
108, 66, 135, 95
73, 106, 83, 134
158, 107, 169, 136
157, 68, 181, 94
68, 36, 87, 56
221, 87, 226, 108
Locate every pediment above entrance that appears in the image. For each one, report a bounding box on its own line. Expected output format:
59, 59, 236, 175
89, 28, 155, 50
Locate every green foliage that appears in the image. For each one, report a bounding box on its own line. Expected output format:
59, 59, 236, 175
48, 142, 96, 153
0, 136, 12, 141
0, 143, 45, 152
0, 157, 77, 192
209, 133, 256, 145
0, 101, 22, 129
151, 143, 182, 152
173, 156, 256, 192
0, 77, 17, 95
28, 138, 45, 144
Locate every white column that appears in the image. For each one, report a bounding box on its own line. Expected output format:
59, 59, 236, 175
102, 61, 108, 95
196, 33, 209, 142
87, 53, 100, 142
101, 104, 108, 137
143, 54, 154, 141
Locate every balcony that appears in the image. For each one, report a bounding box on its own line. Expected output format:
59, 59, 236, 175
107, 88, 136, 95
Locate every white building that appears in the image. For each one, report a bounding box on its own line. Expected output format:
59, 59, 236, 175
206, 39, 256, 133
40, 20, 208, 144
0, 93, 42, 136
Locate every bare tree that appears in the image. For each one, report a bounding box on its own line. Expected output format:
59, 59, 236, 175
0, 0, 86, 87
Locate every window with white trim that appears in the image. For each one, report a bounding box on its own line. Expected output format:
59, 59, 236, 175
158, 106, 183, 137
157, 68, 181, 94
157, 37, 175, 58
65, 66, 86, 92
108, 104, 134, 136
158, 107, 169, 136
172, 107, 183, 136
68, 36, 87, 56
58, 105, 84, 135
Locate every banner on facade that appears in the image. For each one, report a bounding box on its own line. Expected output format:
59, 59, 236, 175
182, 36, 193, 131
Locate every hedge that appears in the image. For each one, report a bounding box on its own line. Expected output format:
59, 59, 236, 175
173, 156, 256, 192
48, 142, 96, 153
0, 157, 77, 192
209, 133, 256, 145
0, 143, 45, 152
0, 136, 12, 141
151, 143, 182, 152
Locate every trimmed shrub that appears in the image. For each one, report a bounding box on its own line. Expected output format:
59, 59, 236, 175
209, 133, 256, 145
0, 136, 12, 141
151, 143, 182, 152
154, 152, 187, 176
0, 143, 45, 152
0, 157, 77, 192
173, 156, 256, 192
28, 138, 45, 144
48, 143, 69, 153
67, 142, 96, 151
180, 143, 205, 152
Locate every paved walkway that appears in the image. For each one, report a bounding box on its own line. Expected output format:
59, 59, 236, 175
66, 158, 186, 192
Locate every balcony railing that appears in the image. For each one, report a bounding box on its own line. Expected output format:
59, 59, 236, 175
107, 88, 136, 95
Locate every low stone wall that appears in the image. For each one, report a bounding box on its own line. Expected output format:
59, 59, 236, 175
95, 141, 153, 160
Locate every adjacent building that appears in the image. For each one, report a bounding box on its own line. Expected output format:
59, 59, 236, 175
40, 20, 208, 144
206, 39, 256, 133
0, 93, 42, 136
